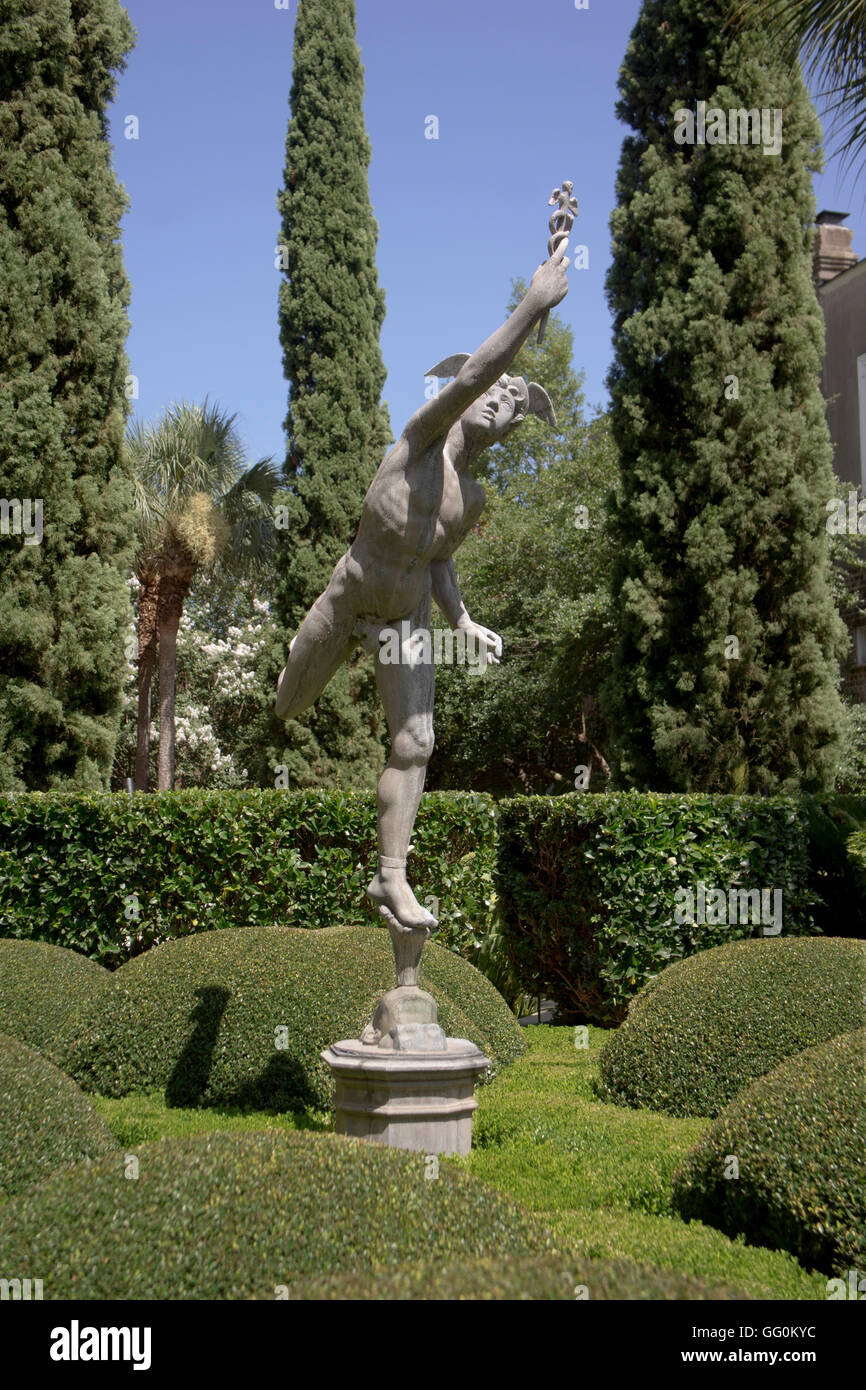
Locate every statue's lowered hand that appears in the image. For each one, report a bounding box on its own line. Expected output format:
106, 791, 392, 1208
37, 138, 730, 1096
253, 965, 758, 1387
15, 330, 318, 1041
458, 618, 503, 670
530, 239, 570, 309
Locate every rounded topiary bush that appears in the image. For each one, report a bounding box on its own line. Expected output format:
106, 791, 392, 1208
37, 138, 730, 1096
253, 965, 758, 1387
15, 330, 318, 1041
671, 1030, 866, 1276
0, 938, 110, 1058
58, 925, 524, 1110
288, 1256, 752, 1300
0, 1033, 116, 1196
0, 1129, 543, 1298
596, 937, 866, 1117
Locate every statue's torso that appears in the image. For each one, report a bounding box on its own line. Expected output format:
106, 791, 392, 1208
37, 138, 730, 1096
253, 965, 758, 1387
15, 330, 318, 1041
346, 436, 485, 621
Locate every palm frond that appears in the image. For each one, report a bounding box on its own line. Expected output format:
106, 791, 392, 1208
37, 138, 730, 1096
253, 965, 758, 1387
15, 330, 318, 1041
126, 401, 279, 581
726, 0, 866, 177
215, 457, 282, 579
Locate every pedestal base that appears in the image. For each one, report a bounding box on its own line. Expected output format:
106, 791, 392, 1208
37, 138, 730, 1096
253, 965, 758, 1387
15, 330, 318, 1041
321, 1037, 491, 1156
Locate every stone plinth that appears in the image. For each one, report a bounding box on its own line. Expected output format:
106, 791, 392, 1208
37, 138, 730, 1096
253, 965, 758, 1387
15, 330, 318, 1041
321, 1037, 491, 1156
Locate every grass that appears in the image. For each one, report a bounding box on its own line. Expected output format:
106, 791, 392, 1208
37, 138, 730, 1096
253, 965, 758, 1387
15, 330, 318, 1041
458, 1027, 828, 1300
89, 1023, 828, 1300
91, 1092, 331, 1149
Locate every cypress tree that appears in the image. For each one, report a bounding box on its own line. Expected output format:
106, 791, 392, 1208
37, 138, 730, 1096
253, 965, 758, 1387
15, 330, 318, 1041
270, 0, 391, 789
603, 0, 847, 792
0, 0, 136, 790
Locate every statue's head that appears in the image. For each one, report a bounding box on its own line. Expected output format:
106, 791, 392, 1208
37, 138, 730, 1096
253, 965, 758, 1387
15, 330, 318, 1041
426, 356, 556, 450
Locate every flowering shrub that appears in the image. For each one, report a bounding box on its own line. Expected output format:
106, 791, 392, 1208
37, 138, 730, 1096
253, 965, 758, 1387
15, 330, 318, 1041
112, 584, 274, 789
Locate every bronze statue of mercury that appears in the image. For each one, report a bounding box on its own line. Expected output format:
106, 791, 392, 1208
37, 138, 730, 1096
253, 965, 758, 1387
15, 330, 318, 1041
276, 239, 570, 943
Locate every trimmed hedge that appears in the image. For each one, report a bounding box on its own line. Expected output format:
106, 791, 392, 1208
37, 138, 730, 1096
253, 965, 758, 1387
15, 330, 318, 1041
496, 792, 819, 1023
596, 937, 866, 1118
671, 1030, 866, 1275
0, 1129, 544, 1298
58, 925, 525, 1110
0, 789, 498, 968
2, 788, 864, 1020
0, 1033, 116, 1196
0, 938, 110, 1057
288, 1255, 752, 1300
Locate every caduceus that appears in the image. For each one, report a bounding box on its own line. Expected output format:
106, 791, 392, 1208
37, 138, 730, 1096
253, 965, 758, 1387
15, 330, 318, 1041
537, 180, 578, 344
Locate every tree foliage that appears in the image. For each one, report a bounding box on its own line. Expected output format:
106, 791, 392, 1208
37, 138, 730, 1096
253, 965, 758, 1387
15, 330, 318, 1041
728, 0, 866, 179
125, 402, 279, 790
0, 0, 137, 790
430, 289, 618, 795
269, 0, 392, 790
603, 0, 847, 792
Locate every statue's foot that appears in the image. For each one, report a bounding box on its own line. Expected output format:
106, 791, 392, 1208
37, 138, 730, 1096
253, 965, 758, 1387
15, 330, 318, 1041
366, 872, 437, 932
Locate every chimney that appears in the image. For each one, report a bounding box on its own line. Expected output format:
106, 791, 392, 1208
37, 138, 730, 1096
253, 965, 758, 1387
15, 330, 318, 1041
814, 210, 858, 286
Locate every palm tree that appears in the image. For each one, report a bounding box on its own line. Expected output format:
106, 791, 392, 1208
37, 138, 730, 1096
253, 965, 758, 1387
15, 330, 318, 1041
128, 400, 281, 791
728, 1, 866, 178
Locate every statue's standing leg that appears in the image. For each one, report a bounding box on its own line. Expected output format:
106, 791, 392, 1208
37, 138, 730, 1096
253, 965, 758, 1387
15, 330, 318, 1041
367, 586, 437, 938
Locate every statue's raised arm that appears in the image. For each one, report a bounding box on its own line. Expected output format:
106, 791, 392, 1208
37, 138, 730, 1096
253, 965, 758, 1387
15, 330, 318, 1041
402, 239, 570, 453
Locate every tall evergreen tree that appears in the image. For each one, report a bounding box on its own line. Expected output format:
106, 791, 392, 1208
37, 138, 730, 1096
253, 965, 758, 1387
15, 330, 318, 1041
269, 0, 391, 790
0, 0, 136, 790
602, 0, 847, 792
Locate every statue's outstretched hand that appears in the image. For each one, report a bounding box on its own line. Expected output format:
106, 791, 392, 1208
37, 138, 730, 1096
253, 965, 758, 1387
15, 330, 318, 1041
530, 238, 570, 309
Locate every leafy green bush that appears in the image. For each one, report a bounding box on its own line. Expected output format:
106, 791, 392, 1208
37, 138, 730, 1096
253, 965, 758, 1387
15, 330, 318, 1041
0, 1129, 544, 1298
671, 1030, 866, 1275
289, 1256, 751, 1300
596, 937, 866, 1117
3, 788, 862, 1018
803, 795, 866, 940
90, 1024, 827, 1301
0, 938, 110, 1057
0, 789, 498, 968
834, 704, 866, 794
59, 925, 524, 1110
0, 1033, 116, 1196
496, 792, 817, 1023
847, 828, 866, 888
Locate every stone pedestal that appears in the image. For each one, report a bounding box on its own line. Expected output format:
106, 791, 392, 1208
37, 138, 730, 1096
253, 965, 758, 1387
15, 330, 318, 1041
321, 1037, 491, 1156
322, 911, 489, 1154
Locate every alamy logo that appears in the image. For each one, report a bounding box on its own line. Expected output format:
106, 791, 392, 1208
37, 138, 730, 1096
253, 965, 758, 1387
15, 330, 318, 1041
674, 101, 782, 156
826, 492, 866, 534
674, 883, 782, 934
0, 498, 43, 545
826, 1269, 866, 1299
0, 1277, 43, 1299
378, 621, 486, 676
49, 1321, 152, 1371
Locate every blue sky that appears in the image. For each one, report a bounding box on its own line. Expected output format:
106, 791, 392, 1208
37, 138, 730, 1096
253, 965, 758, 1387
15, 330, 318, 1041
110, 0, 865, 468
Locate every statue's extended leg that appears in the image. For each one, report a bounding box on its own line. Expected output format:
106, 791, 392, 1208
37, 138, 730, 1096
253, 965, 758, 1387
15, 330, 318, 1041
367, 590, 437, 933
275, 559, 358, 720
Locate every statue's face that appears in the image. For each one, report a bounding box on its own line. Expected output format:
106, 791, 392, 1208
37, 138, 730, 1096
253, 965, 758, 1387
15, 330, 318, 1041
462, 376, 525, 443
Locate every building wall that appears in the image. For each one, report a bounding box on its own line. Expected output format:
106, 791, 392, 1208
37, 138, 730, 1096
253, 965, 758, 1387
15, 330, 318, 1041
819, 258, 866, 489
818, 255, 866, 705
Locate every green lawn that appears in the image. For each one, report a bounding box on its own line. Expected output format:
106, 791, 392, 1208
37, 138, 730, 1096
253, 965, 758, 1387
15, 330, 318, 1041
91, 1024, 827, 1300
457, 1026, 826, 1300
